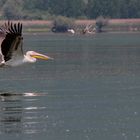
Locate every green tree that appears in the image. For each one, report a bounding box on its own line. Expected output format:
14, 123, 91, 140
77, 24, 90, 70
119, 0, 140, 18
52, 16, 74, 32
87, 0, 140, 19
48, 0, 86, 18
1, 0, 140, 19
23, 0, 49, 10
2, 0, 24, 19
0, 0, 6, 7
87, 0, 118, 18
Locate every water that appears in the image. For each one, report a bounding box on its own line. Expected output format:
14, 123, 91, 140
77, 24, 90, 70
0, 33, 140, 140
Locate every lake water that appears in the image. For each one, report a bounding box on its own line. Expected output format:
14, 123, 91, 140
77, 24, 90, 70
0, 32, 140, 140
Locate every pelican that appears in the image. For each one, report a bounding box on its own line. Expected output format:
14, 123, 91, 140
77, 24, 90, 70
82, 24, 95, 34
0, 21, 53, 67
67, 28, 75, 34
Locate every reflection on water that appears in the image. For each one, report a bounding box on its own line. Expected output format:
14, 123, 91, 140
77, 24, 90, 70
0, 92, 47, 135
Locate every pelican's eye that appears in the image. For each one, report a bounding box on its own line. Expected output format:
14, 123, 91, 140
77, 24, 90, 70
18, 36, 23, 40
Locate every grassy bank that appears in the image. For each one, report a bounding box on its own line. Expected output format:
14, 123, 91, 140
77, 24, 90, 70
1, 19, 140, 33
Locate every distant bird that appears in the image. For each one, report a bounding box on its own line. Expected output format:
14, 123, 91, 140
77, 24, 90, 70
0, 21, 53, 67
82, 24, 95, 34
67, 28, 75, 34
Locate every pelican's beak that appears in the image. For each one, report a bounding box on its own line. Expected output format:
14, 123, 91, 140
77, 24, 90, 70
31, 52, 53, 60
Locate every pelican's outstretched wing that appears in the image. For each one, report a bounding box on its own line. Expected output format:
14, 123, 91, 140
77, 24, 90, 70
0, 21, 23, 62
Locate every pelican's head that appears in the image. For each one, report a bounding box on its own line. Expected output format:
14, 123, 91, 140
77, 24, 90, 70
24, 51, 53, 63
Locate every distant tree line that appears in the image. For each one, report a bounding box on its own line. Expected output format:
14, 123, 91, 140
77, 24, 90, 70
0, 0, 140, 20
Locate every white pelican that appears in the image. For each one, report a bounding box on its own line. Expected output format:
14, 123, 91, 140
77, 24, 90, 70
0, 21, 53, 67
67, 28, 75, 34
82, 24, 95, 34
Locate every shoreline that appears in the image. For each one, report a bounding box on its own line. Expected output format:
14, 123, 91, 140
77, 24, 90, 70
0, 18, 138, 25
1, 19, 140, 33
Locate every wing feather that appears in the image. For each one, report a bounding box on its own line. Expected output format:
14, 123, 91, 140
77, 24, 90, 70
0, 21, 23, 62
10, 22, 15, 33
14, 23, 18, 33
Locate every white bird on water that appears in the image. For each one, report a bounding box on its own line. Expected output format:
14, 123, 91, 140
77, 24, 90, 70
0, 21, 53, 67
67, 29, 75, 34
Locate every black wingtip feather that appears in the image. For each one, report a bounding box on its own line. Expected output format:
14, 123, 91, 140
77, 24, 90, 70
3, 21, 23, 35
18, 22, 22, 34
14, 23, 18, 33
18, 22, 20, 33
10, 22, 15, 33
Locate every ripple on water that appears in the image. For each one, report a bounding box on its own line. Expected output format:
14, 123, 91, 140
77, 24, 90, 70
0, 92, 48, 135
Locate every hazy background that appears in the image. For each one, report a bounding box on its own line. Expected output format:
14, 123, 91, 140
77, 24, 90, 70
0, 0, 140, 20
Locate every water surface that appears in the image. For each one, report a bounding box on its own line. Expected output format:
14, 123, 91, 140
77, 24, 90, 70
0, 33, 140, 140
